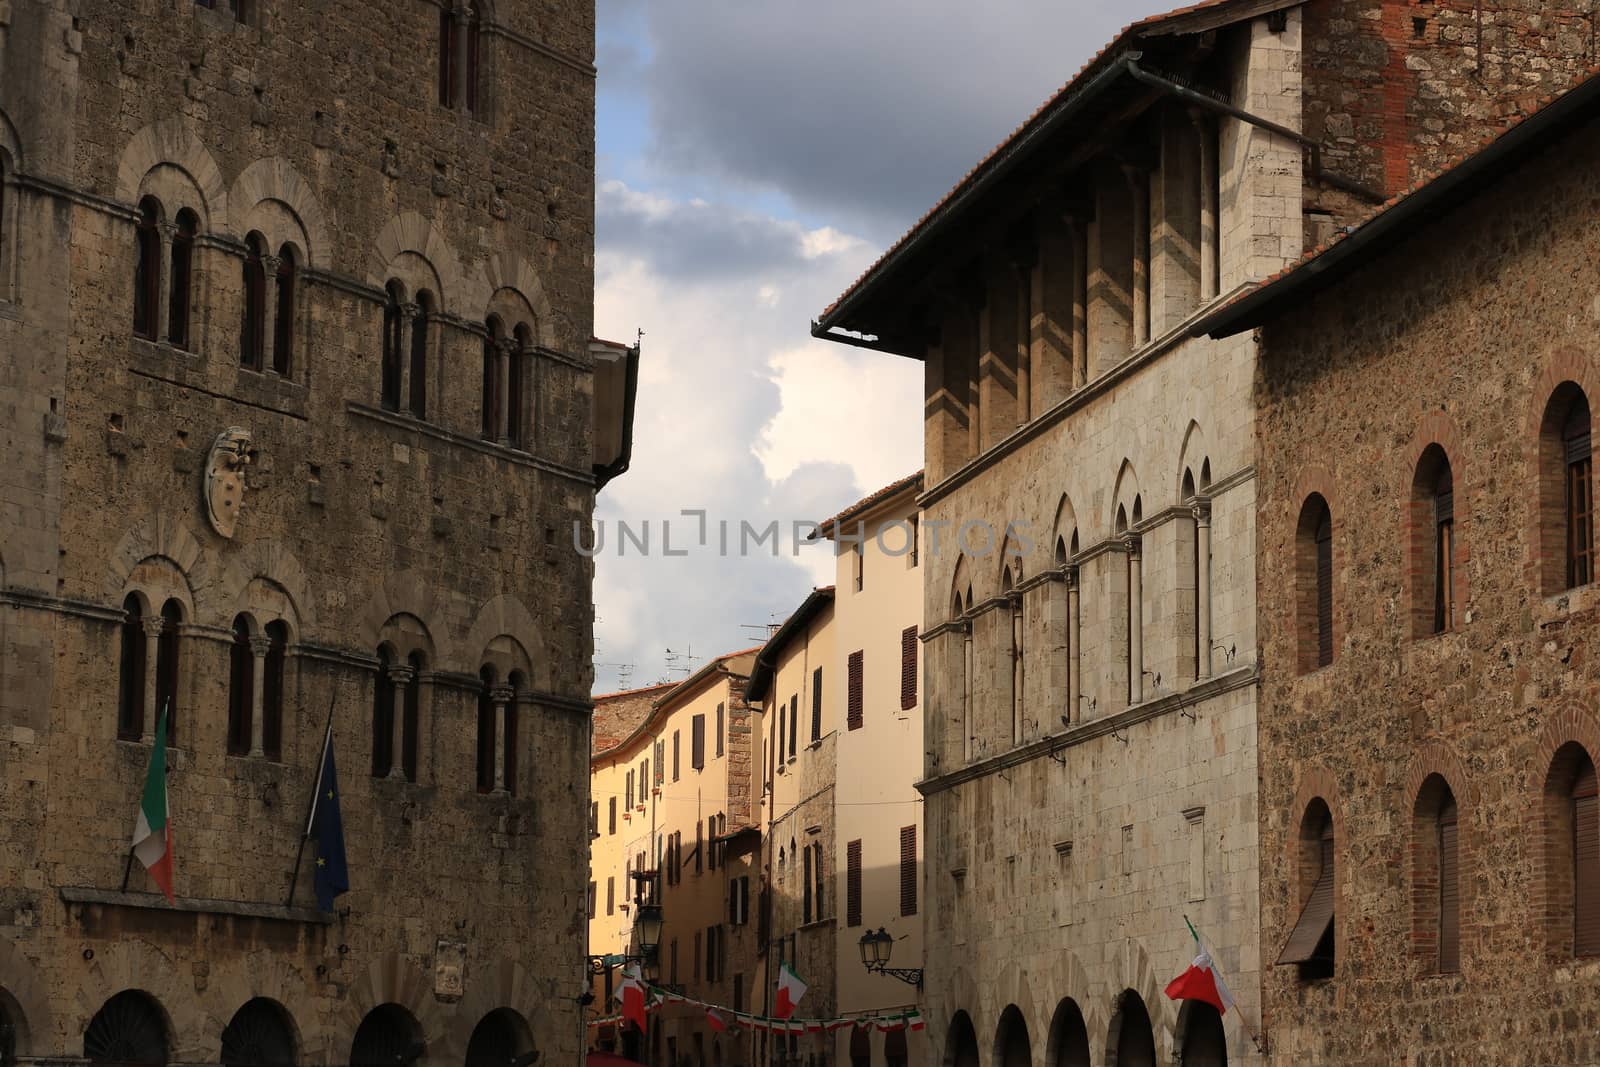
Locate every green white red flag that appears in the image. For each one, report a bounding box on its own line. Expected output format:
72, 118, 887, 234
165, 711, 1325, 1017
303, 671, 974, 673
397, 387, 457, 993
130, 705, 175, 903
1164, 917, 1235, 1015
618, 965, 647, 1033
775, 963, 808, 1019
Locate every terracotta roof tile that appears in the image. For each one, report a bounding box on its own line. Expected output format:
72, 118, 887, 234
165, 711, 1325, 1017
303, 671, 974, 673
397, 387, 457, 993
816, 471, 924, 536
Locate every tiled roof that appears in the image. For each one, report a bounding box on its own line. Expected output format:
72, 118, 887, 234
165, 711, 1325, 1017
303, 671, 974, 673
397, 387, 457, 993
816, 471, 924, 536
1197, 63, 1600, 334
818, 0, 1282, 327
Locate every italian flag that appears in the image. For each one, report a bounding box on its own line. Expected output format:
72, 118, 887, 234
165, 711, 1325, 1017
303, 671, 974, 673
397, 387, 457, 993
130, 705, 175, 903
774, 962, 808, 1019
617, 965, 647, 1033
1164, 917, 1235, 1015
705, 1008, 727, 1033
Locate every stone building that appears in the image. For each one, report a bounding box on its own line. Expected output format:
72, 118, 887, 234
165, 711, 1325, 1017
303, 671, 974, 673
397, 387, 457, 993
585, 653, 765, 1067
811, 2, 1593, 1065
0, 2, 632, 1066
1198, 67, 1600, 1066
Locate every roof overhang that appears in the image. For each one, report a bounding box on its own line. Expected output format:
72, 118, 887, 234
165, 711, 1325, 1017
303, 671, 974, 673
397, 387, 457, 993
745, 587, 836, 705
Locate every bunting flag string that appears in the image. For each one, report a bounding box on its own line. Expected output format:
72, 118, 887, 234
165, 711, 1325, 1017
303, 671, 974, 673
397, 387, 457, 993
586, 982, 923, 1035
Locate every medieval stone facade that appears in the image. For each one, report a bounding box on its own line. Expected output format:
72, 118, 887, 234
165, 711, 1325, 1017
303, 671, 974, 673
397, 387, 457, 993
1208, 68, 1600, 1067
812, 2, 1595, 1066
0, 1, 616, 1065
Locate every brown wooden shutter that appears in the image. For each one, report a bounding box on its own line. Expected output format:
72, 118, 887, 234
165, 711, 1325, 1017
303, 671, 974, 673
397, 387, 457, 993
673, 731, 681, 780
803, 844, 813, 923
777, 701, 786, 764
1316, 516, 1334, 667
848, 650, 865, 731
692, 714, 705, 770
789, 694, 798, 757
899, 825, 918, 916
607, 876, 615, 916
1278, 834, 1335, 965
1575, 764, 1600, 956
847, 839, 863, 927
626, 770, 634, 809
811, 667, 823, 742
609, 796, 617, 834
1438, 804, 1460, 973
901, 626, 919, 710
716, 702, 725, 757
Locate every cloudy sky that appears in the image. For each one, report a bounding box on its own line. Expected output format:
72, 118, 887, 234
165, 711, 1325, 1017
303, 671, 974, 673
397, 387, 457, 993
590, 0, 1170, 693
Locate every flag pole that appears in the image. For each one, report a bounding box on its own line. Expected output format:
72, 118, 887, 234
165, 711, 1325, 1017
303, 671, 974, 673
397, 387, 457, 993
1183, 914, 1268, 1056
286, 694, 336, 907
121, 699, 170, 892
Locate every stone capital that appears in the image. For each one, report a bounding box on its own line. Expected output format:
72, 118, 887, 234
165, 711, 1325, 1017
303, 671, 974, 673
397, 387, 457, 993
1123, 534, 1142, 560
491, 684, 515, 705
495, 337, 517, 358
402, 302, 421, 320
1191, 499, 1212, 526
1063, 564, 1079, 589
140, 617, 166, 639
387, 665, 416, 686
261, 254, 283, 276
248, 635, 273, 658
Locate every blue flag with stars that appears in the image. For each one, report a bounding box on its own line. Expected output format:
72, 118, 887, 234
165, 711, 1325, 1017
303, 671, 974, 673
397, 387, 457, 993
306, 724, 349, 911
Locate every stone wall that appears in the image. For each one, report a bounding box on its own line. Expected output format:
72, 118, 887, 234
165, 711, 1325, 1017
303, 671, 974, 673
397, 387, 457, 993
1255, 104, 1600, 1067
0, 0, 599, 1063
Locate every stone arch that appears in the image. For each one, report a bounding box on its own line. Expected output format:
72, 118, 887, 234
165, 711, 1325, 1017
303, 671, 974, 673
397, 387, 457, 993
1177, 420, 1210, 500
69, 942, 199, 1062
106, 517, 210, 609
1530, 704, 1600, 958
987, 961, 1041, 1049
198, 953, 325, 1065
337, 953, 446, 1062
435, 962, 552, 1065
949, 555, 974, 620
355, 572, 449, 664
217, 540, 316, 637
464, 595, 544, 688
478, 253, 556, 348
0, 105, 22, 168
1044, 998, 1090, 1067
116, 120, 228, 225
368, 212, 464, 311
944, 1011, 980, 1067
137, 164, 211, 232
1111, 460, 1141, 536
1103, 989, 1157, 1067
228, 158, 331, 270
0, 941, 51, 1057
122, 556, 197, 625
1103, 941, 1167, 1051
1170, 1000, 1227, 1067
1050, 494, 1079, 563
992, 1005, 1030, 1067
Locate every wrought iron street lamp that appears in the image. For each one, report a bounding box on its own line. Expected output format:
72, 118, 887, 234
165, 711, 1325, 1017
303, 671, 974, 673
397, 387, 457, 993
856, 926, 922, 988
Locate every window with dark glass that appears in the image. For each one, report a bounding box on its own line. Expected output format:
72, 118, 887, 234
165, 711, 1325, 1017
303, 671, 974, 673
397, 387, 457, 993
155, 599, 182, 743
371, 647, 395, 778
1567, 402, 1593, 589
133, 197, 162, 339
117, 595, 147, 740
263, 620, 287, 761
381, 282, 404, 411
476, 665, 497, 793
272, 244, 295, 376
409, 292, 430, 418
167, 210, 197, 349
240, 233, 267, 369
482, 318, 502, 440
226, 614, 254, 756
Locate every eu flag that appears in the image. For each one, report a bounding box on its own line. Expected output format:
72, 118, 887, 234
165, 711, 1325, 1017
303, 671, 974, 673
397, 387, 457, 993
307, 725, 349, 911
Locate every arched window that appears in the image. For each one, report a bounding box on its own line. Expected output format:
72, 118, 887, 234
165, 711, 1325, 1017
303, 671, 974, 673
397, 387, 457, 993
438, 2, 483, 114
403, 650, 424, 782
476, 665, 497, 793
1296, 494, 1334, 672
220, 998, 296, 1067
156, 599, 183, 744
1003, 565, 1021, 743
133, 197, 162, 340
167, 209, 197, 349
1280, 799, 1335, 980
263, 621, 288, 761
273, 245, 296, 376
85, 990, 168, 1066
505, 669, 523, 795
1538, 384, 1595, 592
1412, 446, 1457, 636
409, 292, 431, 419
1545, 743, 1600, 957
371, 647, 395, 778
1412, 774, 1460, 974
508, 323, 531, 448
482, 318, 503, 441
0, 152, 9, 284
381, 282, 404, 412
226, 614, 254, 756
117, 594, 147, 741
240, 233, 267, 369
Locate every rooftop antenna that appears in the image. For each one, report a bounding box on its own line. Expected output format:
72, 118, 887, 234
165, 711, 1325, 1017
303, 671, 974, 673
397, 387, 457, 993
664, 645, 698, 680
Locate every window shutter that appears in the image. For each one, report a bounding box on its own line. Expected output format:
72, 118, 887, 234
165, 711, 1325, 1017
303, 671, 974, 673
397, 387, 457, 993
803, 845, 813, 923
696, 820, 703, 874
813, 843, 825, 921
1316, 519, 1334, 667
1279, 831, 1335, 965
777, 702, 786, 765
848, 650, 865, 731
901, 626, 918, 710
673, 731, 681, 780
788, 694, 798, 757
1575, 768, 1600, 956
693, 930, 701, 982
1438, 806, 1459, 973
609, 796, 617, 834
607, 877, 615, 916
587, 882, 596, 919
716, 702, 725, 757
655, 740, 664, 785
847, 840, 862, 928
693, 714, 705, 770
811, 668, 823, 742
626, 771, 634, 810
900, 825, 918, 916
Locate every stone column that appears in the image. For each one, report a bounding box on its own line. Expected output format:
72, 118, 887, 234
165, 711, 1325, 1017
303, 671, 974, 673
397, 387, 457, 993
261, 253, 282, 372
248, 635, 271, 757
496, 337, 515, 446
398, 302, 419, 413
141, 617, 164, 743
388, 664, 413, 779
1010, 592, 1025, 743
453, 5, 472, 112
1066, 565, 1081, 722
1194, 500, 1213, 680
492, 685, 514, 792
156, 222, 175, 344
1066, 216, 1088, 389
962, 625, 974, 763
1192, 112, 1219, 300
1124, 166, 1150, 348
1127, 536, 1144, 706
1011, 250, 1034, 425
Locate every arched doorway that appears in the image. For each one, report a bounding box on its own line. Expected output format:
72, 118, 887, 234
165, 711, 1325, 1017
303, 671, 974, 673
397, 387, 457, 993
84, 991, 169, 1066
466, 1009, 535, 1067
946, 1011, 979, 1067
994, 1006, 1029, 1067
221, 998, 297, 1066
0, 988, 23, 1067
351, 1004, 424, 1067
1178, 1002, 1226, 1067
1110, 991, 1154, 1067
884, 1029, 907, 1067
849, 1025, 870, 1067
1046, 999, 1089, 1067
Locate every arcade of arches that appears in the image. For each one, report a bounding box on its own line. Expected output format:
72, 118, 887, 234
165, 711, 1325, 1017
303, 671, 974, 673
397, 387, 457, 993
943, 994, 1228, 1067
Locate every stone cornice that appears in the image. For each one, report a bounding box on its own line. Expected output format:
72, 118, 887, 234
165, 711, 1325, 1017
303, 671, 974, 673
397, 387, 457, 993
60, 886, 334, 925
915, 663, 1258, 796
347, 401, 595, 487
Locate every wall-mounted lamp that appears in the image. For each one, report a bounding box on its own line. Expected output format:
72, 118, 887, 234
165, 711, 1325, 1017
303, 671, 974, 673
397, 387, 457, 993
1213, 643, 1236, 664
1110, 727, 1130, 745
857, 927, 923, 988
